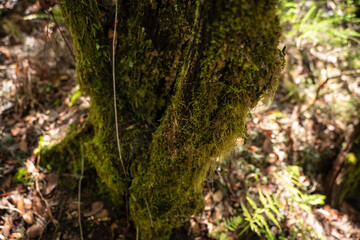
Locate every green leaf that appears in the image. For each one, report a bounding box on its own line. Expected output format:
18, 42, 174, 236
299, 203, 312, 212
268, 204, 282, 218
304, 194, 326, 205
259, 191, 267, 207
247, 197, 258, 210
265, 209, 281, 230
300, 5, 317, 25
238, 224, 250, 237
241, 203, 251, 220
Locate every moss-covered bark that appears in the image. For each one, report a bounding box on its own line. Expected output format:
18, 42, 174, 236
42, 0, 284, 238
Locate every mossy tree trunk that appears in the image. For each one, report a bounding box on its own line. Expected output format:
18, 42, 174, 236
44, 0, 283, 238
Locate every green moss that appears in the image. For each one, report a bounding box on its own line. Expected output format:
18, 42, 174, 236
42, 0, 285, 238
39, 121, 92, 174
339, 134, 360, 203
129, 0, 283, 238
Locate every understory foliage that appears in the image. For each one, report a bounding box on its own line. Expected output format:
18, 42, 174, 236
210, 143, 326, 240
39, 0, 284, 238
279, 0, 360, 207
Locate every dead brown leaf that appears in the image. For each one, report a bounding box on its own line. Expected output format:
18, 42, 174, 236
212, 190, 223, 203
2, 217, 12, 238
94, 209, 109, 220
23, 211, 34, 225
26, 223, 44, 238
0, 174, 12, 191
19, 138, 27, 152
0, 46, 12, 60
32, 194, 44, 213
44, 172, 58, 195
10, 232, 22, 240
16, 196, 25, 215
190, 219, 201, 236
25, 159, 38, 173
84, 201, 104, 217
10, 127, 21, 136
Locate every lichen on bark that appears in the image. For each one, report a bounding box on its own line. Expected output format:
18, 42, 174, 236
40, 0, 284, 238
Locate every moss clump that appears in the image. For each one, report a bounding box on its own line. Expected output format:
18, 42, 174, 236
129, 1, 283, 238
339, 134, 360, 204
41, 0, 284, 238
40, 121, 92, 174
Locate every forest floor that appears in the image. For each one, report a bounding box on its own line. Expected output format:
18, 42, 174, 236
1, 1, 360, 240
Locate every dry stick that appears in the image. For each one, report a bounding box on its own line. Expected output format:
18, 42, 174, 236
0, 206, 23, 215
49, 11, 76, 61
78, 156, 84, 240
34, 176, 59, 228
112, 0, 127, 177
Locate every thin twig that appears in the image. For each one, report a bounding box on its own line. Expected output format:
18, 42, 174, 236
112, 0, 127, 176
37, 220, 50, 240
78, 156, 84, 240
49, 11, 76, 61
35, 175, 59, 228
136, 225, 139, 240
0, 206, 23, 215
144, 195, 153, 228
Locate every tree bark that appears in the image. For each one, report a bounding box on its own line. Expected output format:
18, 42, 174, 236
42, 0, 284, 238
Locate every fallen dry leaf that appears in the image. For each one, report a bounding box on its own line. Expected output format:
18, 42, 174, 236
2, 217, 12, 238
190, 219, 201, 235
213, 202, 224, 221
48, 110, 59, 122
23, 211, 34, 225
26, 224, 44, 238
67, 198, 80, 211
0, 174, 12, 191
84, 201, 104, 217
212, 190, 223, 203
16, 196, 25, 215
25, 159, 39, 173
19, 138, 27, 152
23, 198, 32, 209
32, 194, 44, 213
0, 46, 12, 60
94, 209, 109, 220
44, 172, 58, 195
10, 232, 22, 240
263, 137, 273, 154
266, 165, 277, 175
10, 127, 21, 136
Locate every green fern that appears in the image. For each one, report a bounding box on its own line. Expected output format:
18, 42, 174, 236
224, 216, 243, 232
